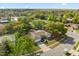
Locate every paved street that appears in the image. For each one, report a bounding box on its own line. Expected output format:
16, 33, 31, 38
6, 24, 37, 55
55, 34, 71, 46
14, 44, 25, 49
41, 31, 79, 56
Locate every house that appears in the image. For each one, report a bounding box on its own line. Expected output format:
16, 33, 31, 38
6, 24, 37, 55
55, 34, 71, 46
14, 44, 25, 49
65, 23, 72, 27
29, 30, 51, 43
0, 17, 9, 23
67, 18, 73, 21
72, 24, 79, 30
65, 18, 73, 23
11, 17, 19, 21
65, 18, 73, 27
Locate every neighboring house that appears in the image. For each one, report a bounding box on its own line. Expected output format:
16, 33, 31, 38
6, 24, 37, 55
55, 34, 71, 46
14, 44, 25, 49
0, 17, 9, 23
65, 18, 73, 27
72, 24, 79, 30
65, 23, 72, 27
66, 18, 73, 23
67, 18, 73, 21
11, 17, 19, 21
0, 16, 19, 23
29, 30, 51, 43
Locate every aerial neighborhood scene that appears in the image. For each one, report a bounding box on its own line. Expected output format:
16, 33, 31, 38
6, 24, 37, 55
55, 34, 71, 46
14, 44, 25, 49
0, 3, 79, 56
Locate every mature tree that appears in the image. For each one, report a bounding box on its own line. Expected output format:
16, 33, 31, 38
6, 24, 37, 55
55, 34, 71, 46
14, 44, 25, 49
4, 22, 19, 34
62, 14, 68, 23
1, 38, 14, 56
12, 35, 37, 55
16, 18, 31, 34
11, 32, 38, 56
5, 16, 31, 34
73, 15, 79, 24
0, 25, 6, 35
30, 19, 46, 30
48, 14, 55, 21
0, 32, 38, 56
44, 21, 67, 38
0, 43, 5, 56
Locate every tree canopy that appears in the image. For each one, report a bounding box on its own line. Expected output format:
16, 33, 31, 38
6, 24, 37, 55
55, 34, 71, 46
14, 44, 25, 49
44, 21, 67, 37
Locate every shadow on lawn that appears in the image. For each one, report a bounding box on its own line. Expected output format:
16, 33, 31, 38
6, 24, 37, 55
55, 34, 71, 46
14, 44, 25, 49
60, 36, 75, 45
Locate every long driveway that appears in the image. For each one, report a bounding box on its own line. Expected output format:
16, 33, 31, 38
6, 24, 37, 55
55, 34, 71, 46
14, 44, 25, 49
41, 31, 79, 56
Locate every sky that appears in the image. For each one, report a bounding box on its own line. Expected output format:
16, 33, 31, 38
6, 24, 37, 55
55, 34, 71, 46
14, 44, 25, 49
0, 3, 79, 9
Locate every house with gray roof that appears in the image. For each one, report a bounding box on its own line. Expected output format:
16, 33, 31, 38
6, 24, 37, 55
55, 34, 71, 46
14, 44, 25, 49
29, 30, 51, 43
0, 17, 9, 23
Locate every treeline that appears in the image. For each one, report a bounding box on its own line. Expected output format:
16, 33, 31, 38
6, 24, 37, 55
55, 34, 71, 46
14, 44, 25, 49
0, 9, 79, 18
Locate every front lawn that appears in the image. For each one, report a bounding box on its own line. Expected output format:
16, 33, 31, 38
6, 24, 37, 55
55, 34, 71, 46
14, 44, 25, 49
44, 39, 61, 49
34, 44, 41, 50
75, 29, 79, 33
44, 38, 60, 46
44, 38, 65, 49
46, 39, 58, 46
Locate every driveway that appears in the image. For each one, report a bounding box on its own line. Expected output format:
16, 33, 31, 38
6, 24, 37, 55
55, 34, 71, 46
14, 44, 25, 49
41, 31, 79, 56
41, 43, 72, 56
37, 42, 51, 52
66, 31, 79, 41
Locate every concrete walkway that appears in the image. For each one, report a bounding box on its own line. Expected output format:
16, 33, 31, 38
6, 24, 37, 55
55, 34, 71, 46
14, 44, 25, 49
37, 42, 51, 52
38, 43, 51, 52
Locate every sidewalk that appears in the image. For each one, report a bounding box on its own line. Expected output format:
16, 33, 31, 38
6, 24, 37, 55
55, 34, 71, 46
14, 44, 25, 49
37, 42, 51, 52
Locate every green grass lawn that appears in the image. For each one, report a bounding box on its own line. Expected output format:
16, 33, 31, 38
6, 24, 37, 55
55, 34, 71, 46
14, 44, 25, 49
35, 45, 41, 50
75, 29, 79, 33
44, 38, 59, 46
47, 40, 58, 46
44, 39, 60, 49
44, 38, 65, 49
